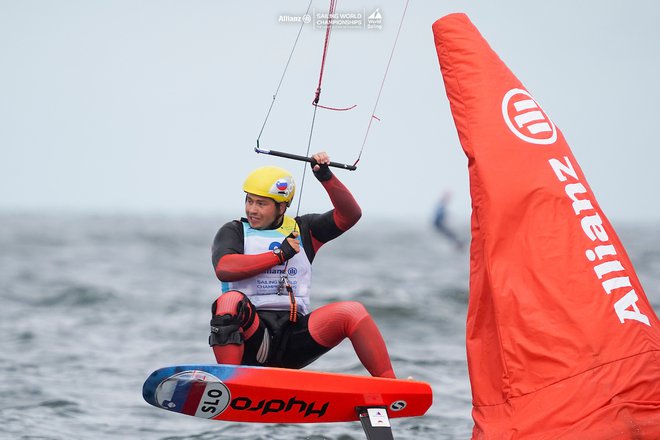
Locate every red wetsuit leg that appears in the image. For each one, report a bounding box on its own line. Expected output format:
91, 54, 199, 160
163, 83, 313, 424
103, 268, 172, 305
211, 291, 260, 364
308, 301, 396, 378
212, 340, 243, 364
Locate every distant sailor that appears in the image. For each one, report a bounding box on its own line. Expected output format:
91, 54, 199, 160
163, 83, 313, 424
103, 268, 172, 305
209, 151, 396, 378
433, 191, 465, 250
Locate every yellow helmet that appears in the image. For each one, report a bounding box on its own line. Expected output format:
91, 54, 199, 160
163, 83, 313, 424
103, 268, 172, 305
243, 166, 296, 206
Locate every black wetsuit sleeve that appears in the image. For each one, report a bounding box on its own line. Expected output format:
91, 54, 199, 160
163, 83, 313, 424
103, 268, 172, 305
296, 212, 343, 264
305, 212, 344, 243
294, 173, 361, 264
211, 220, 244, 269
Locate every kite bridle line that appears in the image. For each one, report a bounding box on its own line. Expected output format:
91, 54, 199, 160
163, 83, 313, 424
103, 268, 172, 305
254, 0, 410, 185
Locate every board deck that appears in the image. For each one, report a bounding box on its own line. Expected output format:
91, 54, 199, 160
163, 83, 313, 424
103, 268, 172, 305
142, 364, 433, 424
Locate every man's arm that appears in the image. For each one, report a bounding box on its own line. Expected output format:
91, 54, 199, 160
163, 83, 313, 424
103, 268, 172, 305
212, 220, 285, 282
321, 173, 362, 232
303, 153, 362, 251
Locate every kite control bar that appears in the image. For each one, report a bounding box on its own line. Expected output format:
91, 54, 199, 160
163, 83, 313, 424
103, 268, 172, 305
254, 146, 357, 171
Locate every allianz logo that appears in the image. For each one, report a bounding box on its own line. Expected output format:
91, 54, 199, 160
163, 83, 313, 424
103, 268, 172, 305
502, 88, 557, 145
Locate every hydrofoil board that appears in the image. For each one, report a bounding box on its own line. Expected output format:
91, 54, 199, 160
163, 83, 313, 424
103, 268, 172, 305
142, 364, 432, 424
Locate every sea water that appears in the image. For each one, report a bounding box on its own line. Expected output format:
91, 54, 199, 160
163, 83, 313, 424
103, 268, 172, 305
1, 212, 658, 440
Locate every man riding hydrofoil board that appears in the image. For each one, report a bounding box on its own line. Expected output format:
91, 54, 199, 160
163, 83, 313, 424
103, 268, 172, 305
209, 151, 396, 378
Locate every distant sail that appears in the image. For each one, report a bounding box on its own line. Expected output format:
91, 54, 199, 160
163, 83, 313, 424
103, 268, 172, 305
432, 13, 660, 439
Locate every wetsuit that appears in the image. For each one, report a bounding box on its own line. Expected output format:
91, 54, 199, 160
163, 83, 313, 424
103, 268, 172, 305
209, 167, 395, 377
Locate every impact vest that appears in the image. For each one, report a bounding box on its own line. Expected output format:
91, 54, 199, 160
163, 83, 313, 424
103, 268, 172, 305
222, 216, 312, 315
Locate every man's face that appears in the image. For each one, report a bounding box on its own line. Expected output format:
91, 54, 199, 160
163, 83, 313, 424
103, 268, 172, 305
245, 193, 283, 229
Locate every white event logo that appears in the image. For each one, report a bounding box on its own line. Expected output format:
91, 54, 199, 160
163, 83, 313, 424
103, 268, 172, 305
502, 88, 557, 145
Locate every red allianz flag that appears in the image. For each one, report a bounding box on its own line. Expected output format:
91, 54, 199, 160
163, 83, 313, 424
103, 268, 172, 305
433, 13, 660, 440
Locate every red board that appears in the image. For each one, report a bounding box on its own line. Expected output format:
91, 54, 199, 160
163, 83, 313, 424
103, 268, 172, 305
143, 364, 433, 424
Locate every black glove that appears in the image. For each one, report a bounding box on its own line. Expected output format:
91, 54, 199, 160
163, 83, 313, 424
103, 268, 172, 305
311, 159, 333, 182
278, 233, 298, 262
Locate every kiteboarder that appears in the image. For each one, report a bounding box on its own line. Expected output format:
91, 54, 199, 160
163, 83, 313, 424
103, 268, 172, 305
209, 152, 396, 378
433, 191, 465, 250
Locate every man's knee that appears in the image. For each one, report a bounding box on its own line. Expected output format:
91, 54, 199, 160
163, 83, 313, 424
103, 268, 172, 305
209, 291, 256, 346
332, 301, 369, 324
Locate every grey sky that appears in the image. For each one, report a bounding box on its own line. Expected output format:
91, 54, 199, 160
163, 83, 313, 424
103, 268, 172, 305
1, 1, 659, 223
